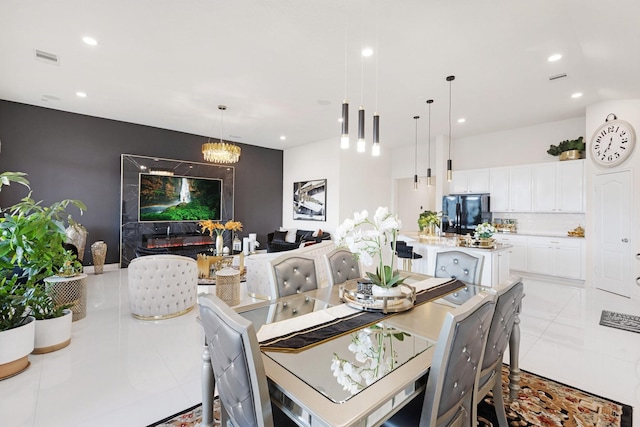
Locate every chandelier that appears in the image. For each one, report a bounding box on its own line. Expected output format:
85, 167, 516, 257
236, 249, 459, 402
202, 105, 241, 164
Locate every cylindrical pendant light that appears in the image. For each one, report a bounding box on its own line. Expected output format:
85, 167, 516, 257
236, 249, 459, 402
413, 115, 420, 190
340, 101, 349, 149
426, 99, 434, 186
446, 75, 455, 182
357, 106, 366, 152
372, 113, 380, 156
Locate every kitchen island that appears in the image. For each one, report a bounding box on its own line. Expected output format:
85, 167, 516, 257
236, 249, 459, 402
398, 233, 512, 287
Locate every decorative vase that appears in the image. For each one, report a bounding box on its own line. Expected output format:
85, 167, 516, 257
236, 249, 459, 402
91, 241, 107, 274
216, 234, 224, 256
371, 285, 403, 298
65, 223, 88, 261
425, 223, 436, 236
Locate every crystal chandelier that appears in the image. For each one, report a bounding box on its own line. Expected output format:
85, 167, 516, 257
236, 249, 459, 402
202, 105, 241, 164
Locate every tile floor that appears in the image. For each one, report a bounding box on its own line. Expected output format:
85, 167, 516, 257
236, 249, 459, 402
0, 268, 638, 427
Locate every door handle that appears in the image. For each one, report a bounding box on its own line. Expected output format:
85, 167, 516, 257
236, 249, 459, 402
637, 277, 640, 286
622, 238, 629, 243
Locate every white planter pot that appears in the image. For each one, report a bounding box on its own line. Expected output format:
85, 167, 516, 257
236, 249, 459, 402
371, 285, 403, 298
0, 316, 35, 380
33, 309, 73, 354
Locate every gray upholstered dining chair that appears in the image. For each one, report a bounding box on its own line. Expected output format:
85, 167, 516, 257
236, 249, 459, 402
267, 254, 319, 300
434, 250, 482, 305
198, 293, 297, 427
324, 248, 361, 286
475, 279, 525, 427
382, 292, 496, 427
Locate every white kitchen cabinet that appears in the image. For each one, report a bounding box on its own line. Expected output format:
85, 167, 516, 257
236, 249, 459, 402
451, 169, 490, 194
489, 165, 531, 212
526, 236, 584, 279
532, 160, 584, 213
556, 160, 584, 212
493, 234, 527, 271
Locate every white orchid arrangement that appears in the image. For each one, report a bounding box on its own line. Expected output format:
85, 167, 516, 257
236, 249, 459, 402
334, 207, 404, 288
330, 325, 408, 394
474, 222, 497, 239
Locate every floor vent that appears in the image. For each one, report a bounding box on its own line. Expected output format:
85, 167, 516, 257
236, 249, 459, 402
35, 49, 60, 65
548, 73, 567, 81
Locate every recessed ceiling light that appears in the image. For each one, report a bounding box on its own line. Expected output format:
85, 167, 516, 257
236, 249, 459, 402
457, 118, 466, 123
361, 47, 373, 57
82, 36, 98, 46
571, 92, 583, 99
280, 136, 286, 141
548, 54, 562, 62
76, 91, 87, 98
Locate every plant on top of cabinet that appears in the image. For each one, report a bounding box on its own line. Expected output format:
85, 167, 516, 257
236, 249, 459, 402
546, 137, 585, 160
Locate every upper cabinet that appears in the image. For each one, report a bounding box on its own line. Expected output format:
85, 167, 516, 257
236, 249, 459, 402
451, 169, 490, 194
489, 165, 531, 212
532, 160, 584, 213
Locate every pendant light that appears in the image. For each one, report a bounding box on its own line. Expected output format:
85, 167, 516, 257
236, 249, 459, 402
357, 106, 366, 152
371, 0, 381, 157
446, 75, 455, 181
202, 105, 241, 164
340, 7, 350, 149
426, 99, 434, 186
413, 115, 420, 190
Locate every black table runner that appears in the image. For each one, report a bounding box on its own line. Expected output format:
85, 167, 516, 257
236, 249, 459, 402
259, 278, 464, 353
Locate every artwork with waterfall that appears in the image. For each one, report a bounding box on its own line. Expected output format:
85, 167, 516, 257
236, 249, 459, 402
138, 174, 222, 221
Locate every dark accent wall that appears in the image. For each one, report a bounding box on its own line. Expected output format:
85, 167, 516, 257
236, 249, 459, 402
0, 100, 283, 266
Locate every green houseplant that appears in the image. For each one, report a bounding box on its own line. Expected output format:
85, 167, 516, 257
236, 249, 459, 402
418, 210, 440, 234
546, 137, 585, 160
0, 172, 85, 375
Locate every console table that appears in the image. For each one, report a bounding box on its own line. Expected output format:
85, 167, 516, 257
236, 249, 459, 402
141, 233, 216, 259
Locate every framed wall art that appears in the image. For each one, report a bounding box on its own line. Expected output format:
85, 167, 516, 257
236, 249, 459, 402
293, 179, 326, 221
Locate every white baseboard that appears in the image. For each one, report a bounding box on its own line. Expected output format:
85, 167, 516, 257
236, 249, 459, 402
82, 263, 121, 274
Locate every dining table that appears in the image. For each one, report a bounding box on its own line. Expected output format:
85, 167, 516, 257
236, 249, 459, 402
198, 273, 523, 427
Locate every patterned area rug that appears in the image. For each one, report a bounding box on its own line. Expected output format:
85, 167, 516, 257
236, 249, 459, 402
149, 366, 632, 427
600, 310, 640, 334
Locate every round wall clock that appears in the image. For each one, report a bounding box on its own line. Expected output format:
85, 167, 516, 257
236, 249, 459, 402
590, 113, 636, 167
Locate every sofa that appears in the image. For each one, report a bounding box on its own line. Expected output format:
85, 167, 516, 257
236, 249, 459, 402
266, 228, 331, 253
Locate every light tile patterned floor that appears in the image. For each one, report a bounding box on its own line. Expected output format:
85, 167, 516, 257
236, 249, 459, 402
0, 269, 638, 427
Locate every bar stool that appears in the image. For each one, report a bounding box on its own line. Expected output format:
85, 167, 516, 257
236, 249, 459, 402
393, 241, 423, 272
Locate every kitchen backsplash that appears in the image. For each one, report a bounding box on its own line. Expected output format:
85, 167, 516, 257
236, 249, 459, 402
492, 213, 585, 236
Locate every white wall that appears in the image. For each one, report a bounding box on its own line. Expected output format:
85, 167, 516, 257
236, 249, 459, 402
283, 137, 393, 235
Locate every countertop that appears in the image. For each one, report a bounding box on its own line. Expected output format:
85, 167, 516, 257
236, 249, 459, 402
400, 233, 511, 252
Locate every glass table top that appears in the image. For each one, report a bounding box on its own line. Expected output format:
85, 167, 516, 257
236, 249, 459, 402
263, 321, 435, 404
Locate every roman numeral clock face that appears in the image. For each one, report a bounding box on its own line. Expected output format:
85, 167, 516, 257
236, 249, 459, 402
590, 119, 636, 167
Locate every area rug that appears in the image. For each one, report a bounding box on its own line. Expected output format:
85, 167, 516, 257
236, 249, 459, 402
600, 310, 640, 334
149, 366, 632, 427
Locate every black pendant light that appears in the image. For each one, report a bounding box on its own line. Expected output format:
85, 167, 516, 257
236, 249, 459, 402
413, 115, 420, 190
341, 101, 349, 149
372, 113, 380, 156
426, 99, 434, 186
446, 75, 455, 182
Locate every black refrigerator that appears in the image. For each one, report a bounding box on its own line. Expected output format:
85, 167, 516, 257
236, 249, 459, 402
442, 194, 491, 235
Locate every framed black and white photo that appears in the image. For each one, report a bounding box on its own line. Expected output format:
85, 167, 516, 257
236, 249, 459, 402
293, 179, 326, 221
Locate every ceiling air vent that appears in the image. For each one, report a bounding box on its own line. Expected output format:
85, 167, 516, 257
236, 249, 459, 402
548, 73, 567, 81
35, 49, 60, 65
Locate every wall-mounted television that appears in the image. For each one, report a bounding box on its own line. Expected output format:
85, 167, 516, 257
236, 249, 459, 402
138, 174, 222, 222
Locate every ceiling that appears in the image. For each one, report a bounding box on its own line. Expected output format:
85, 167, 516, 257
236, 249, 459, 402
2, 0, 640, 152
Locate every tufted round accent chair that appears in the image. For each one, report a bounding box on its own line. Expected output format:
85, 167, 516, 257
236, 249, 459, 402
324, 248, 361, 287
268, 254, 318, 299
127, 254, 198, 320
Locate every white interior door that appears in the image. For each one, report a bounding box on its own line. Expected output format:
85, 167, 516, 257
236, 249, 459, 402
594, 170, 633, 297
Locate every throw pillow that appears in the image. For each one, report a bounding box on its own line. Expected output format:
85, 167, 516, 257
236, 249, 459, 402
279, 227, 297, 243
272, 230, 288, 243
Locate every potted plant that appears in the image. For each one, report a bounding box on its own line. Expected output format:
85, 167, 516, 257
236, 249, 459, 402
418, 210, 440, 236
0, 172, 85, 376
0, 276, 35, 379
27, 286, 73, 354
335, 207, 405, 296
546, 136, 585, 161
